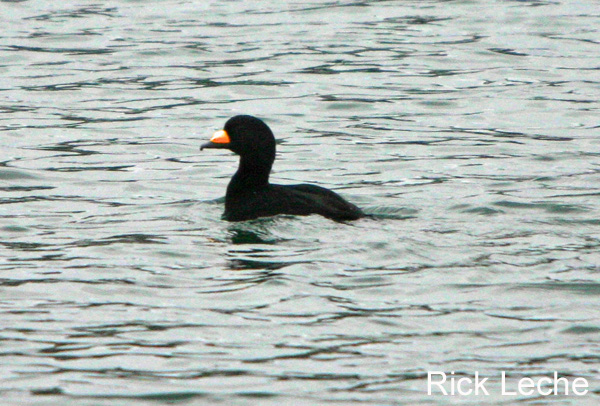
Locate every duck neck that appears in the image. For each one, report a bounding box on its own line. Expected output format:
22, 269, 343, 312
228, 155, 272, 192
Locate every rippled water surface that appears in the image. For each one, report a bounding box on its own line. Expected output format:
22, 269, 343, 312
1, 0, 599, 405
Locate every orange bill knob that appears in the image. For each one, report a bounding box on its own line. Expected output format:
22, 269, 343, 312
200, 130, 231, 150
210, 130, 230, 144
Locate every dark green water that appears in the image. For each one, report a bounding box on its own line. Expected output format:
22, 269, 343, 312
1, 1, 599, 405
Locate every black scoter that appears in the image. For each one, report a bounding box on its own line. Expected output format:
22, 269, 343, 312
201, 115, 364, 222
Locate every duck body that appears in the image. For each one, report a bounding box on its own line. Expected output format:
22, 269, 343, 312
202, 115, 363, 222
225, 182, 363, 222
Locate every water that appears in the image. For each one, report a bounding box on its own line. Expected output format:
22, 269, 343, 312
1, 0, 599, 404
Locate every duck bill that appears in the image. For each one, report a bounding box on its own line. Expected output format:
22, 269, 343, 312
200, 129, 230, 150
